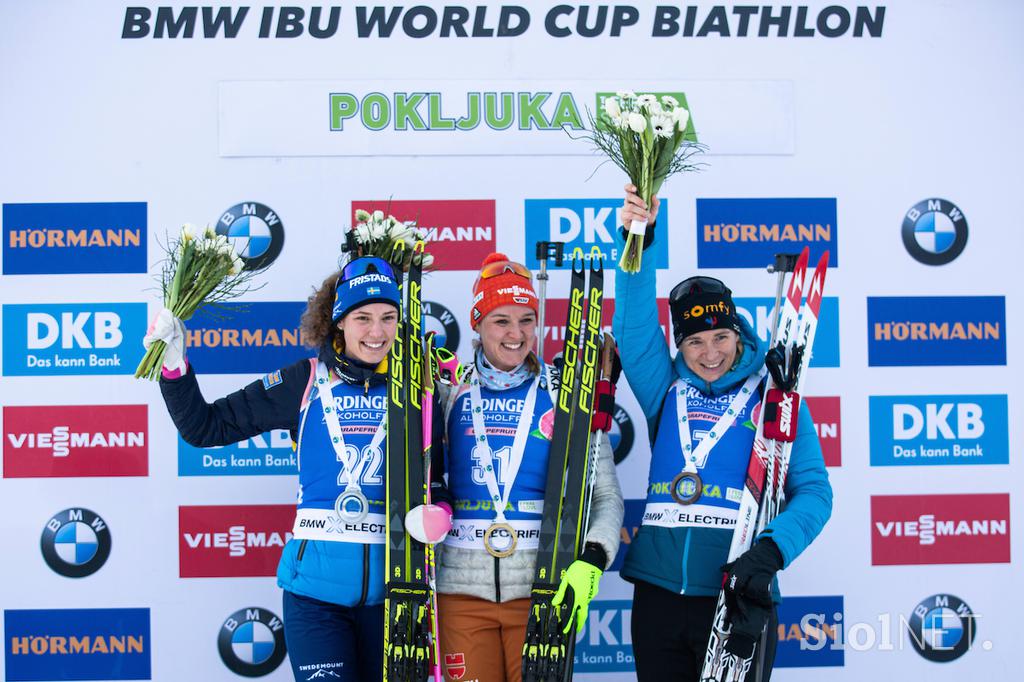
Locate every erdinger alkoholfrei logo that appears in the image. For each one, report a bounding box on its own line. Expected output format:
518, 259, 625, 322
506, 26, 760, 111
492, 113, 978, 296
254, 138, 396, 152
423, 300, 461, 353
218, 607, 287, 677
608, 404, 635, 465
902, 199, 968, 265
907, 594, 976, 662
217, 202, 284, 270
40, 508, 111, 578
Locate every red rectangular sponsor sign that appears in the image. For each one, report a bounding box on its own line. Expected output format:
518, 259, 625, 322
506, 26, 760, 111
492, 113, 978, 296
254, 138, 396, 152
179, 505, 295, 577
3, 405, 148, 477
351, 200, 496, 271
543, 297, 671, 361
870, 493, 1011, 565
804, 396, 841, 467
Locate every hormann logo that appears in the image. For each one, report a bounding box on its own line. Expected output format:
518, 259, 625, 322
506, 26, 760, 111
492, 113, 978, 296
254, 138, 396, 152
867, 296, 1006, 366
3, 202, 147, 275
696, 198, 837, 268
871, 494, 1010, 565
4, 608, 151, 680
2, 303, 146, 376
179, 505, 295, 577
774, 595, 844, 668
185, 301, 308, 374
352, 200, 496, 271
869, 395, 1008, 467
3, 405, 148, 478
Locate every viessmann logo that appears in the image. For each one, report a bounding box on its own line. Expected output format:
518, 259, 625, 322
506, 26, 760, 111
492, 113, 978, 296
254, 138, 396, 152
351, 200, 495, 271
870, 494, 1010, 566
542, 296, 671, 360
3, 202, 147, 275
4, 405, 148, 478
184, 301, 308, 374
179, 505, 295, 577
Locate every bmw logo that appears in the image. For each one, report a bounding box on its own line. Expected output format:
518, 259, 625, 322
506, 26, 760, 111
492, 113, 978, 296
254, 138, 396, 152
423, 300, 461, 353
218, 607, 288, 677
907, 594, 976, 662
40, 508, 111, 578
217, 202, 285, 271
609, 403, 635, 465
902, 198, 968, 265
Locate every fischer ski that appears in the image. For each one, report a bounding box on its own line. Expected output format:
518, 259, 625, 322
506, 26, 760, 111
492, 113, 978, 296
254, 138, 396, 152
700, 247, 830, 682
523, 247, 604, 682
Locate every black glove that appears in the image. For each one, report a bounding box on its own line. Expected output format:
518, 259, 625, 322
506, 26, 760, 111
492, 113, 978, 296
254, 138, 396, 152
721, 538, 784, 658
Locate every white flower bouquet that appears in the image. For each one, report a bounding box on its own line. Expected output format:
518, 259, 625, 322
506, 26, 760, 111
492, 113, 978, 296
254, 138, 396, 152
589, 91, 704, 273
344, 209, 434, 271
134, 225, 259, 380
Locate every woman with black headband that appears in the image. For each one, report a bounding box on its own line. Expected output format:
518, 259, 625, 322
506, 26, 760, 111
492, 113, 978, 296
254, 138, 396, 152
612, 185, 832, 682
144, 256, 451, 681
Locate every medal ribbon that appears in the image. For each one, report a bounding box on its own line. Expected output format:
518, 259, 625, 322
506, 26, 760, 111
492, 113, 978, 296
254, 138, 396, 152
315, 362, 387, 492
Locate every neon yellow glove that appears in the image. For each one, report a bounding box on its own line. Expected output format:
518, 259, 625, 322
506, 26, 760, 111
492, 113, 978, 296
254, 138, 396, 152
551, 559, 603, 633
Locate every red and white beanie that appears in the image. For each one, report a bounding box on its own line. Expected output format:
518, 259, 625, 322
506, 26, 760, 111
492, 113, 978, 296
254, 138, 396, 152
470, 253, 539, 329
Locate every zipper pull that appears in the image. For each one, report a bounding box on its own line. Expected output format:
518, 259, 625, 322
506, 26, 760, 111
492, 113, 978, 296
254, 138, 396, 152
364, 377, 370, 394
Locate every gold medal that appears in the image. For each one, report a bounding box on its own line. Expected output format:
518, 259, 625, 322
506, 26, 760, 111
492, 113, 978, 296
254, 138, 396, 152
482, 522, 517, 558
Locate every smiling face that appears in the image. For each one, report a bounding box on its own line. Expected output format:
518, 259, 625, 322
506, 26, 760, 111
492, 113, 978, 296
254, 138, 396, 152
477, 304, 537, 371
338, 302, 399, 366
679, 328, 741, 383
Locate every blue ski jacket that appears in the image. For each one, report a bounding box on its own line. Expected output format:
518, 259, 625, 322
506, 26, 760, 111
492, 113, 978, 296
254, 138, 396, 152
611, 233, 832, 597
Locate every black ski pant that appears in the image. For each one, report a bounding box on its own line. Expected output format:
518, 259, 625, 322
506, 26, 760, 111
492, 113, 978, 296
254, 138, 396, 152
631, 580, 778, 682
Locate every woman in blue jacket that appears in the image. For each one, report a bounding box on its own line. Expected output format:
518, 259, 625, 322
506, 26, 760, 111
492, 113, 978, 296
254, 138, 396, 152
613, 186, 832, 682
146, 256, 450, 681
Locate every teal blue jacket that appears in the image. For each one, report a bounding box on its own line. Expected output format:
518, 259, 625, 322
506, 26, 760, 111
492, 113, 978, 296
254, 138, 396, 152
611, 235, 832, 596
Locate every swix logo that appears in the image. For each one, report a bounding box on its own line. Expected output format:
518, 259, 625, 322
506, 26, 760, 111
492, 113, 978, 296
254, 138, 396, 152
444, 652, 467, 680
185, 301, 308, 374
573, 599, 635, 672
734, 297, 839, 367
4, 405, 148, 478
804, 396, 841, 467
871, 494, 1010, 565
778, 392, 794, 435
774, 595, 844, 668
351, 200, 495, 270
542, 297, 670, 361
179, 505, 295, 577
3, 303, 146, 376
523, 199, 669, 270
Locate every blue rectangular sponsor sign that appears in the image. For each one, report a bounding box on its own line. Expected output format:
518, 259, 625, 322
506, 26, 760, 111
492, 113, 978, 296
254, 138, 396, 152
867, 296, 1006, 366
179, 429, 298, 475
869, 394, 1008, 466
523, 199, 669, 270
3, 202, 147, 275
734, 297, 840, 368
609, 499, 645, 572
2, 303, 147, 376
774, 595, 844, 668
696, 198, 837, 269
573, 600, 635, 673
185, 302, 308, 374
5, 608, 151, 681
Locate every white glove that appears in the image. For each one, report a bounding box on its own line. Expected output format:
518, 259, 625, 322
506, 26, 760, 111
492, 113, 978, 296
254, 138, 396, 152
143, 308, 187, 374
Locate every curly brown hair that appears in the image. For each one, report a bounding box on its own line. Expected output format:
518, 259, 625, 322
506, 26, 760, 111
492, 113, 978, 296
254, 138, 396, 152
300, 270, 343, 350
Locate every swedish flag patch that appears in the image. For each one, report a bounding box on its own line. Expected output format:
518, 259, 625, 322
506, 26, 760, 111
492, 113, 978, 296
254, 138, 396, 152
262, 370, 283, 390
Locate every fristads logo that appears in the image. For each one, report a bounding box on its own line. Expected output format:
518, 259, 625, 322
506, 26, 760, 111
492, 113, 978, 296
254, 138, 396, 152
423, 300, 461, 354
179, 505, 295, 577
543, 296, 671, 361
869, 395, 1008, 467
774, 595, 844, 668
804, 396, 841, 467
217, 607, 287, 677
870, 494, 1010, 566
3, 405, 148, 478
902, 198, 968, 266
523, 199, 670, 272
695, 198, 837, 269
867, 296, 1006, 366
185, 301, 308, 374
734, 297, 840, 367
40, 508, 112, 578
2, 303, 146, 376
178, 429, 297, 476
2, 202, 147, 275
4, 607, 150, 681
572, 599, 635, 672
351, 200, 496, 271
907, 594, 976, 662
609, 499, 644, 572
217, 202, 284, 270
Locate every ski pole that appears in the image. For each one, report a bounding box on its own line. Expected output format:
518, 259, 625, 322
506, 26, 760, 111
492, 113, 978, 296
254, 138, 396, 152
535, 241, 565, 363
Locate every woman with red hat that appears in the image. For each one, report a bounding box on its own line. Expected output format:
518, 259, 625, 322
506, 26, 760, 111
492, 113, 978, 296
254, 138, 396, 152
433, 252, 624, 682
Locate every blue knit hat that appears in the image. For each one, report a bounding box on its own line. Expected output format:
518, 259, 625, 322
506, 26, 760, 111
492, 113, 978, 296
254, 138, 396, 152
331, 256, 401, 322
